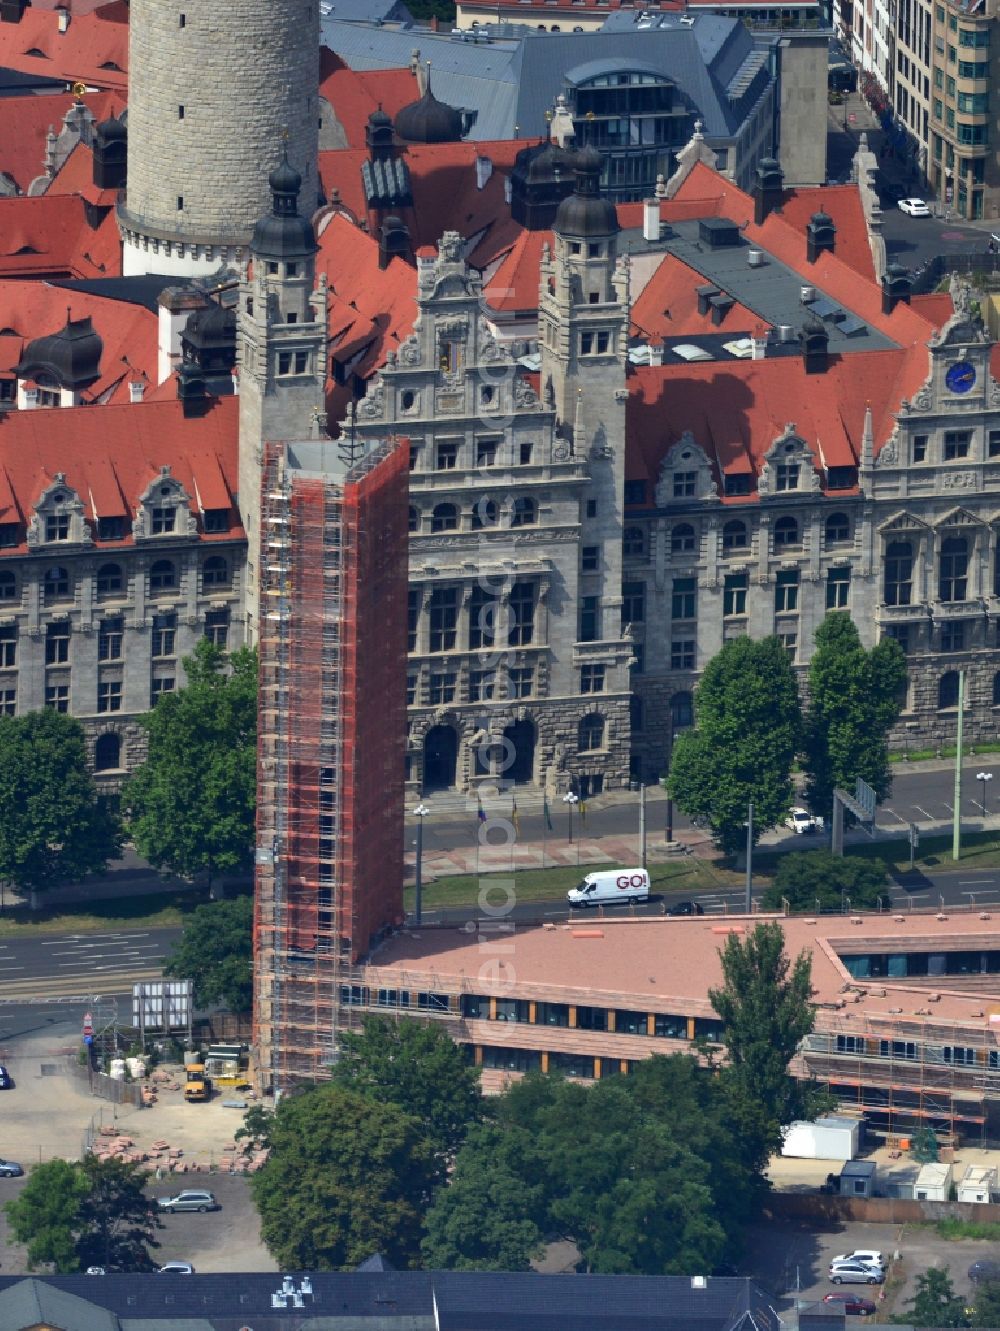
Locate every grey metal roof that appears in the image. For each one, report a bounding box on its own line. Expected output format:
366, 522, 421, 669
319, 0, 413, 22
0, 1279, 120, 1331
320, 18, 773, 141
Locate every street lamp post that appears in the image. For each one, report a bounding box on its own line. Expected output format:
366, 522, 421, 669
563, 791, 579, 844
977, 771, 993, 819
413, 803, 430, 927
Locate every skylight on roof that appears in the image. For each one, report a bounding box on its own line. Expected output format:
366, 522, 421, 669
671, 343, 713, 361
722, 338, 754, 359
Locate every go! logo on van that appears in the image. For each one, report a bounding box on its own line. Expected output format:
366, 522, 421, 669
616, 874, 646, 890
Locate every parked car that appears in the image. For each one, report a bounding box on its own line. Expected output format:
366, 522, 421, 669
824, 1293, 877, 1316
0, 1065, 12, 1089
829, 1261, 884, 1285
156, 1190, 219, 1213
667, 900, 704, 916
833, 1250, 885, 1270
159, 1261, 196, 1274
786, 807, 821, 835
0, 1158, 23, 1177
86, 1267, 107, 1276
898, 197, 931, 217
969, 1260, 1000, 1284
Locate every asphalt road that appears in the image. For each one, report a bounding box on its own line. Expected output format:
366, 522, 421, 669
0, 928, 177, 1004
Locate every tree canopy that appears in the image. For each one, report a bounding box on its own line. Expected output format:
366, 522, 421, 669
332, 1015, 482, 1158
709, 922, 830, 1167
903, 1267, 969, 1328
970, 1279, 1000, 1327
802, 614, 907, 819
0, 710, 121, 893
760, 850, 889, 914
4, 1156, 158, 1272
163, 894, 254, 1011
667, 637, 801, 855
248, 1083, 439, 1270
123, 639, 257, 883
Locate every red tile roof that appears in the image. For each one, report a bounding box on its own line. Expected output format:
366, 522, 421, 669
46, 137, 120, 207
0, 89, 121, 195
318, 50, 419, 151
0, 3, 128, 90
0, 194, 121, 279
0, 395, 241, 551
630, 249, 761, 341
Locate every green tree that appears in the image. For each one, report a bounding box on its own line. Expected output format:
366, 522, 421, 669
249, 1084, 438, 1270
332, 1016, 482, 1158
123, 639, 256, 885
4, 1157, 158, 1273
163, 894, 253, 1011
760, 850, 889, 914
802, 614, 907, 820
422, 1124, 544, 1270
407, 0, 456, 19
969, 1279, 1000, 1327
667, 637, 802, 855
0, 710, 121, 895
709, 923, 830, 1168
903, 1267, 969, 1328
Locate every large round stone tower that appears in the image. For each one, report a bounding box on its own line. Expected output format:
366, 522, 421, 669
119, 0, 319, 277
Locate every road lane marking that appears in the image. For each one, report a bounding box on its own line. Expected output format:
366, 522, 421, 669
914, 806, 934, 820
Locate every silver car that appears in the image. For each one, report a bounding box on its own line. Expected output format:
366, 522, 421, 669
156, 1189, 218, 1213
829, 1261, 884, 1286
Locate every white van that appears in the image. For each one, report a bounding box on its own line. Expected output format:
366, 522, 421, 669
567, 868, 650, 908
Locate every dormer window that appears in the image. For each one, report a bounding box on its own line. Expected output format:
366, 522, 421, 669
46, 513, 69, 542
98, 516, 126, 541
775, 462, 799, 491
0, 524, 19, 548
151, 505, 176, 535
203, 509, 229, 534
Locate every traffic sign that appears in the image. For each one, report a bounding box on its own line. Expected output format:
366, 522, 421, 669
82, 1011, 93, 1037
855, 778, 877, 821
83, 1035, 93, 1046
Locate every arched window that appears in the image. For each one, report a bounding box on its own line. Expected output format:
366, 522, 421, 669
623, 526, 645, 557
94, 732, 121, 772
0, 571, 16, 602
939, 534, 969, 602
671, 523, 695, 554
96, 562, 123, 597
993, 671, 1000, 707
202, 555, 229, 588
773, 516, 799, 548
884, 541, 913, 606
510, 496, 537, 527
471, 499, 498, 530
431, 503, 458, 533
722, 520, 747, 554
578, 712, 605, 752
44, 566, 69, 602
939, 671, 960, 710
408, 506, 419, 533
825, 512, 851, 545
149, 559, 177, 593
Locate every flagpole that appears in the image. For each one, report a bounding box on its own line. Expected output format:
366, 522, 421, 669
542, 791, 547, 869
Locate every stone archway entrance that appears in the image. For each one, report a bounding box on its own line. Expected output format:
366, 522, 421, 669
423, 724, 458, 792
502, 718, 536, 785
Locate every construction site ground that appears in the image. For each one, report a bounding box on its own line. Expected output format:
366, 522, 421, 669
0, 1032, 275, 1273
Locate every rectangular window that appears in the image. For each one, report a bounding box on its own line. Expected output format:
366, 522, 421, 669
151, 506, 175, 535
959, 25, 989, 45
671, 639, 695, 670
957, 91, 989, 113
673, 471, 697, 498
46, 513, 69, 542
884, 624, 910, 654
509, 666, 534, 698
779, 631, 797, 661
428, 588, 458, 653
45, 683, 68, 712
476, 439, 498, 468
621, 581, 645, 625
203, 509, 229, 533
586, 500, 598, 519
724, 572, 748, 617
582, 546, 600, 573
912, 434, 928, 463
725, 474, 753, 496
508, 582, 536, 646
428, 671, 456, 704
435, 440, 459, 470
581, 332, 594, 356
941, 620, 966, 652
672, 577, 696, 620
826, 566, 851, 609
581, 663, 606, 693
469, 668, 495, 702
151, 676, 175, 702
294, 351, 308, 374
775, 462, 799, 491
0, 688, 14, 716
958, 58, 989, 76
204, 608, 229, 649
944, 430, 971, 459
97, 516, 126, 541
406, 673, 417, 707
152, 613, 177, 658
468, 586, 498, 651
989, 431, 1000, 458
97, 680, 122, 713
277, 351, 292, 375
0, 523, 19, 548
45, 621, 70, 665
580, 595, 599, 642
407, 589, 419, 653
0, 626, 15, 669
519, 442, 533, 466
98, 617, 123, 662
775, 570, 799, 612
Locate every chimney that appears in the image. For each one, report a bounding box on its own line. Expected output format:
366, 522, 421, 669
643, 198, 660, 242
799, 313, 828, 374
806, 210, 837, 263
475, 155, 493, 191
751, 324, 768, 360
129, 380, 145, 403
881, 262, 912, 315
648, 338, 664, 366
753, 156, 784, 226
0, 0, 28, 21
57, 6, 70, 31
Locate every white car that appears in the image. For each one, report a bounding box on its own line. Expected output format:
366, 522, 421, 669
159, 1261, 195, 1274
786, 807, 820, 834
898, 197, 930, 217
833, 1249, 885, 1270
